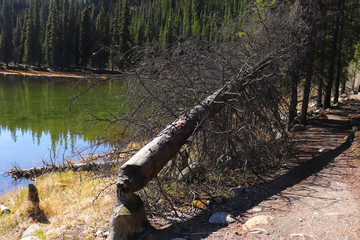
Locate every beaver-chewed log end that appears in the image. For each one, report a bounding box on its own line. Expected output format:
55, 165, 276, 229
107, 187, 150, 240
26, 184, 48, 223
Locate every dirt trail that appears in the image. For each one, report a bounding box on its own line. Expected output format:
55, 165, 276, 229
207, 97, 360, 240
146, 96, 360, 240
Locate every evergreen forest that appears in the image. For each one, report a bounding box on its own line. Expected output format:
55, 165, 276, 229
0, 0, 248, 70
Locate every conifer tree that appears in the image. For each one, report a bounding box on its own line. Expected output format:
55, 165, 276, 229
111, 0, 131, 70
95, 2, 110, 70
0, 0, 14, 65
80, 4, 92, 67
44, 0, 62, 67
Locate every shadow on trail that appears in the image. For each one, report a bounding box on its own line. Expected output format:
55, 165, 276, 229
144, 115, 355, 240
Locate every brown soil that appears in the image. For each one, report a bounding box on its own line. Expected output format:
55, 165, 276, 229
144, 96, 360, 240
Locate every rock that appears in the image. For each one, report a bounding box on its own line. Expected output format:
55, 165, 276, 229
293, 124, 306, 131
0, 204, 11, 215
95, 230, 103, 236
21, 237, 40, 240
178, 162, 202, 182
209, 212, 236, 224
248, 228, 269, 235
45, 227, 65, 238
242, 215, 273, 231
21, 224, 41, 239
229, 186, 246, 198
252, 207, 262, 212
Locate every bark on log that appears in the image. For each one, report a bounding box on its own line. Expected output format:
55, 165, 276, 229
107, 59, 272, 240
5, 160, 121, 180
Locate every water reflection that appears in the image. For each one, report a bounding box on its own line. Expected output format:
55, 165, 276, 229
0, 75, 126, 193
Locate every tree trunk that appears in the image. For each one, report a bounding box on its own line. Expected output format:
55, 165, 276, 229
316, 5, 328, 108
324, 0, 343, 108
300, 0, 319, 124
288, 70, 299, 130
107, 60, 272, 240
333, 14, 344, 104
5, 160, 121, 180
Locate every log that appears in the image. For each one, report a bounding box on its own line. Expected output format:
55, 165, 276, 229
26, 183, 48, 222
107, 58, 272, 240
5, 160, 121, 180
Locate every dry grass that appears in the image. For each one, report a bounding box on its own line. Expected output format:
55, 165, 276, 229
0, 170, 117, 240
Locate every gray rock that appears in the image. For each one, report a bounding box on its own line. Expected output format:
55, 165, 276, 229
21, 237, 40, 240
178, 162, 201, 182
0, 204, 10, 215
229, 186, 246, 198
21, 224, 41, 239
208, 212, 236, 224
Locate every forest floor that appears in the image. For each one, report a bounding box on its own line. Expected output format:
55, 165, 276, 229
144, 95, 360, 240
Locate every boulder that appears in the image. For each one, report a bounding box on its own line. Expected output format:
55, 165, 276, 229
208, 212, 236, 224
21, 224, 41, 239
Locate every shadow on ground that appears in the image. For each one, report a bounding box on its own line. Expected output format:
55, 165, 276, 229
143, 99, 359, 240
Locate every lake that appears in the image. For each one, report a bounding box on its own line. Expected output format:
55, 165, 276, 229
0, 75, 127, 193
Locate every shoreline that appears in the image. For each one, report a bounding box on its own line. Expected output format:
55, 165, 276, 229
0, 64, 123, 79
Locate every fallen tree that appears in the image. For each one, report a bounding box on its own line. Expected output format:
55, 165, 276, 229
106, 59, 272, 240
5, 160, 121, 180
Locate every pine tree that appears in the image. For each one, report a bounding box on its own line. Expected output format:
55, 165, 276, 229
80, 4, 92, 67
111, 0, 131, 70
95, 2, 110, 70
0, 0, 14, 65
44, 0, 62, 67
13, 16, 23, 64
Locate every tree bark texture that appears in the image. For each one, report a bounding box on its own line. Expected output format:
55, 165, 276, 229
324, 0, 343, 108
300, 0, 318, 124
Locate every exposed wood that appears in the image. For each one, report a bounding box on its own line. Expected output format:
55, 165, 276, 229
5, 160, 121, 180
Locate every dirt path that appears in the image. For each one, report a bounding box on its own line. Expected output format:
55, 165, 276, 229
145, 96, 360, 240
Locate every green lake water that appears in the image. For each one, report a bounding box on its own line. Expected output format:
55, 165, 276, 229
0, 75, 127, 193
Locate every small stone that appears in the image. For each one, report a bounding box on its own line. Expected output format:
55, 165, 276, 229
178, 162, 202, 182
103, 231, 109, 237
209, 212, 236, 224
252, 207, 262, 212
242, 215, 274, 231
229, 186, 246, 198
0, 204, 11, 215
21, 224, 41, 239
249, 228, 268, 235
95, 230, 103, 236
